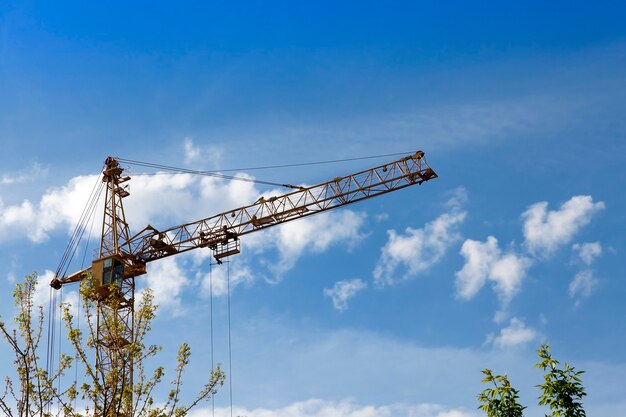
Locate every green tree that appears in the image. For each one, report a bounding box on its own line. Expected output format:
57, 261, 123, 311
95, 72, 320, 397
478, 369, 526, 417
478, 344, 587, 417
535, 344, 586, 417
0, 273, 225, 417
0, 273, 72, 416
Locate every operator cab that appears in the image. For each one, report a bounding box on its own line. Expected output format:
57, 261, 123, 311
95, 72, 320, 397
92, 255, 125, 287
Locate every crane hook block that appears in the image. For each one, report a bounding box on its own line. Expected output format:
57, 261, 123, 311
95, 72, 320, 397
50, 277, 62, 290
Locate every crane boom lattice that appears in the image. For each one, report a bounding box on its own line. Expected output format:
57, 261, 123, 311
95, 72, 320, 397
127, 151, 436, 263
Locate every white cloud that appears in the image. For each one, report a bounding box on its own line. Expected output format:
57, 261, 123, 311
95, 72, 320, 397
141, 257, 189, 315
569, 269, 599, 305
188, 399, 478, 417
184, 138, 201, 163
373, 208, 466, 286
122, 172, 197, 226
489, 253, 531, 307
0, 197, 38, 239
455, 237, 531, 316
0, 169, 260, 244
572, 242, 602, 265
455, 237, 499, 301
248, 210, 367, 278
0, 174, 101, 243
324, 279, 367, 311
38, 175, 103, 241
117, 171, 261, 232
374, 212, 389, 222
569, 242, 602, 306
1, 162, 48, 185
456, 195, 603, 315
488, 317, 537, 349
522, 195, 604, 257
183, 138, 224, 168
443, 187, 469, 209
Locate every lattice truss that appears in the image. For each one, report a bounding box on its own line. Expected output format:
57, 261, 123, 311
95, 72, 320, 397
127, 151, 436, 263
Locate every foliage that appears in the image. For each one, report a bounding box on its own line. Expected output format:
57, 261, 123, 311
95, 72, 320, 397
0, 273, 225, 417
0, 273, 73, 416
477, 370, 525, 417
478, 344, 587, 417
535, 344, 586, 417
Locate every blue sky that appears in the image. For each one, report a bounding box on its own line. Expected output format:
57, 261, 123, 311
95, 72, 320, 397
1, 1, 625, 416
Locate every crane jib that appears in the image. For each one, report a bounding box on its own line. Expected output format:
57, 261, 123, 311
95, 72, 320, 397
52, 150, 436, 286
126, 150, 436, 264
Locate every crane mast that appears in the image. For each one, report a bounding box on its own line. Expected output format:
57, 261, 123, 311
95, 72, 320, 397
50, 150, 437, 416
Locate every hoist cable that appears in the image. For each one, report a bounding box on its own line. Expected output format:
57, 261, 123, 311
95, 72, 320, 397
115, 159, 300, 190
209, 261, 215, 417
119, 151, 410, 173
210, 150, 412, 171
46, 286, 58, 414
61, 180, 103, 278
45, 287, 53, 382
227, 260, 233, 417
47, 172, 101, 411
66, 188, 97, 409
65, 172, 102, 267
116, 150, 413, 190
54, 175, 100, 277
74, 289, 80, 410
55, 174, 104, 279
81, 188, 100, 269
57, 286, 63, 400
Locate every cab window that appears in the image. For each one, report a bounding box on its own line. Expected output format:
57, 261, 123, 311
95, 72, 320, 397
102, 258, 124, 285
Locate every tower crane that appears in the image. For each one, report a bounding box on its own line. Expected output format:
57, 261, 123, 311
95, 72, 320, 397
50, 151, 437, 416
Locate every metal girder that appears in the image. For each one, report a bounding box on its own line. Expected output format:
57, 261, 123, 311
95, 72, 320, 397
95, 157, 135, 416
127, 150, 437, 263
